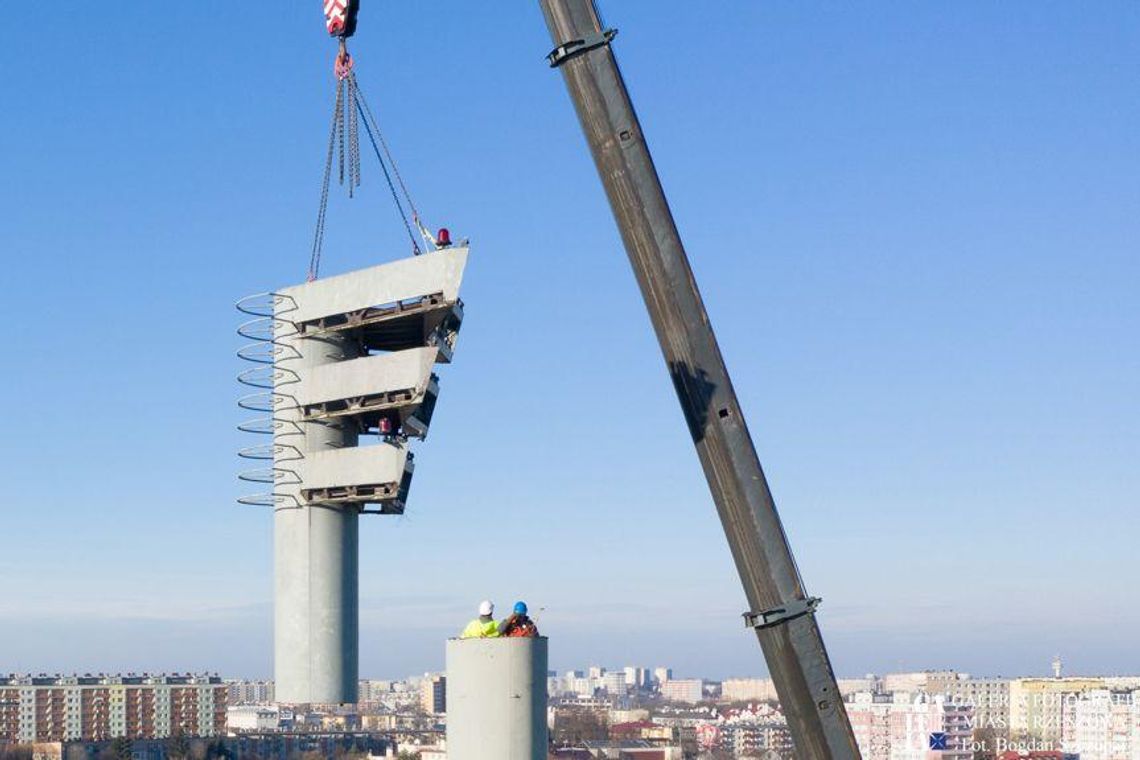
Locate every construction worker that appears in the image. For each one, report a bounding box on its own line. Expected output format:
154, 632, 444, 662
459, 600, 500, 639
498, 601, 539, 638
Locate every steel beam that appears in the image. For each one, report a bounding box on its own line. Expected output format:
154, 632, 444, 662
538, 2, 861, 757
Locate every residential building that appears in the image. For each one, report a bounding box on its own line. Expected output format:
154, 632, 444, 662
890, 694, 972, 760
23, 733, 393, 760
838, 677, 880, 697
846, 692, 892, 760
601, 671, 627, 696
936, 677, 1011, 739
420, 675, 446, 716
0, 674, 226, 744
566, 675, 599, 697
556, 695, 611, 712
659, 679, 703, 705
226, 705, 279, 733
718, 722, 793, 756
1106, 678, 1140, 692
1009, 677, 1105, 745
882, 672, 931, 694
883, 671, 960, 695
225, 680, 274, 706
721, 678, 776, 703
1066, 689, 1140, 760
846, 692, 973, 760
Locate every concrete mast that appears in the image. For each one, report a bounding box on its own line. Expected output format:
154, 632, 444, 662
274, 331, 361, 705
538, 3, 861, 757
239, 247, 470, 706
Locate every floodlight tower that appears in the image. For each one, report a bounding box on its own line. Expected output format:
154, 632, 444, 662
238, 246, 469, 705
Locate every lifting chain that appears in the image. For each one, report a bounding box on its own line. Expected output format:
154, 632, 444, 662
308, 12, 431, 282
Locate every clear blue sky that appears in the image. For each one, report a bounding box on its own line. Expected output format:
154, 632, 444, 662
0, 2, 1136, 682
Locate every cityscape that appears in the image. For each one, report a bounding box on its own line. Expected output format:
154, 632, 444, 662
3, 661, 1139, 759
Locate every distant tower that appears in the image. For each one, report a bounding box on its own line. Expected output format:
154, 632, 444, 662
238, 246, 469, 704
1052, 654, 1063, 679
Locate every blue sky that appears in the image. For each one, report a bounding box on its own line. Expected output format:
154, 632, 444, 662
0, 2, 1136, 682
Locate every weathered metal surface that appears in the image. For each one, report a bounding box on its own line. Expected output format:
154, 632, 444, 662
538, 3, 861, 757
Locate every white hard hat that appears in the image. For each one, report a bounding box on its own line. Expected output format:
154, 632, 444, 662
478, 600, 494, 616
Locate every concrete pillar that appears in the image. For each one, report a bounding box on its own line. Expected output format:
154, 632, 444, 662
274, 330, 360, 704
446, 637, 548, 760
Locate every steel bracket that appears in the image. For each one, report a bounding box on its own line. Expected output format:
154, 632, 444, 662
743, 597, 821, 631
547, 28, 618, 68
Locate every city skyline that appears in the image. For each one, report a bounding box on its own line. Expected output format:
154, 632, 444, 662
0, 0, 1136, 684
12, 666, 1140, 757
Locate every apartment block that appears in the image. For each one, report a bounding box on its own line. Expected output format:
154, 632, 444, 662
659, 679, 704, 705
846, 692, 973, 760
225, 679, 275, 706
0, 674, 225, 744
420, 675, 446, 716
1065, 689, 1140, 760
721, 678, 777, 703
1009, 677, 1105, 745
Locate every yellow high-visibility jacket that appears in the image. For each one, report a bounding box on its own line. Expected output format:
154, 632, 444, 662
460, 617, 501, 639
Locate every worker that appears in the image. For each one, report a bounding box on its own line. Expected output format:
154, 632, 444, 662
460, 600, 500, 639
498, 601, 539, 638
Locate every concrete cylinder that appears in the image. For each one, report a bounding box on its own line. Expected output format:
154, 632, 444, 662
274, 330, 360, 704
446, 637, 549, 760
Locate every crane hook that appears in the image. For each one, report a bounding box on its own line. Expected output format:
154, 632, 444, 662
334, 39, 354, 80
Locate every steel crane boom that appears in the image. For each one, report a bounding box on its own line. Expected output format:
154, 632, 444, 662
538, 2, 862, 757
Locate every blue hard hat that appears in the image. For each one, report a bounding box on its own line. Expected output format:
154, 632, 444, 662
513, 601, 528, 615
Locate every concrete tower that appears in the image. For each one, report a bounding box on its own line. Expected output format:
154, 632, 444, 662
446, 637, 548, 760
239, 246, 469, 704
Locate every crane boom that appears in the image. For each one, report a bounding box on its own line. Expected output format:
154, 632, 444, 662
538, 2, 862, 757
